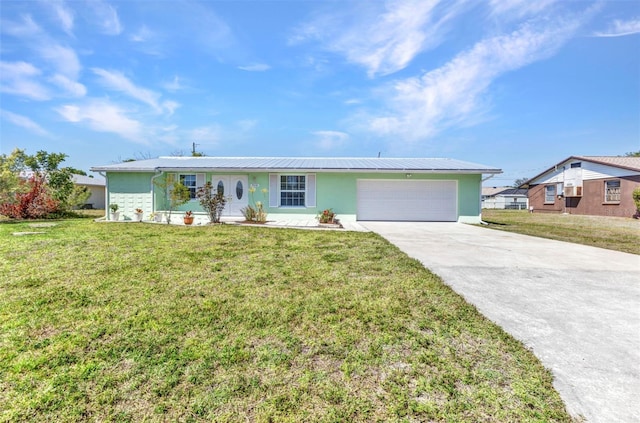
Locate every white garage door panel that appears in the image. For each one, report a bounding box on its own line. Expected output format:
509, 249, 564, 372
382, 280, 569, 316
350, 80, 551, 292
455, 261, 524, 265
357, 180, 457, 221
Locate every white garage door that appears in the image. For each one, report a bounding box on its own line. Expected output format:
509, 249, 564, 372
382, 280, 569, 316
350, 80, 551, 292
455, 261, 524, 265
357, 180, 457, 221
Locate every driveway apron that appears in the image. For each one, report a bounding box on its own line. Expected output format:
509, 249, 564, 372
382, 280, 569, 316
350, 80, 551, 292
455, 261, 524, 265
361, 222, 640, 423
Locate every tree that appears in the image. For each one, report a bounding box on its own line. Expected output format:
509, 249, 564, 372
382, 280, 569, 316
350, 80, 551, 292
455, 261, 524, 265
623, 151, 640, 157
67, 185, 91, 210
0, 149, 88, 217
153, 174, 191, 224
513, 177, 529, 187
0, 148, 27, 204
0, 174, 59, 219
23, 151, 78, 211
67, 168, 87, 176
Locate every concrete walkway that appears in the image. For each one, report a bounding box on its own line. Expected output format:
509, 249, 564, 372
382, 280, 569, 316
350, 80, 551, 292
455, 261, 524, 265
361, 222, 640, 423
221, 217, 370, 232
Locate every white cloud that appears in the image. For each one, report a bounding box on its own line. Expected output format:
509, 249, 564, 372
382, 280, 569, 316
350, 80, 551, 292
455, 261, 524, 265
162, 100, 180, 116
190, 125, 221, 144
238, 63, 271, 72
291, 0, 466, 77
130, 25, 154, 42
56, 99, 143, 142
50, 74, 86, 97
489, 0, 556, 19
594, 18, 640, 37
362, 13, 591, 141
0, 109, 50, 137
37, 42, 81, 79
1, 14, 82, 83
0, 61, 50, 100
0, 14, 42, 38
312, 130, 350, 150
92, 68, 175, 114
89, 0, 123, 35
45, 0, 75, 35
162, 76, 186, 92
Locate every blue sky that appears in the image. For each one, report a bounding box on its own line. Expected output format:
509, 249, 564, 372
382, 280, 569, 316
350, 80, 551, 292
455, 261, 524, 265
1, 0, 638, 186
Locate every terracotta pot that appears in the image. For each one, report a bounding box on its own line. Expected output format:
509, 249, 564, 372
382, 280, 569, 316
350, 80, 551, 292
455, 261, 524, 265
183, 216, 194, 225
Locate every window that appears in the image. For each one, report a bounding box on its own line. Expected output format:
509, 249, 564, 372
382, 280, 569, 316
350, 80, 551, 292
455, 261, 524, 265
605, 180, 621, 203
280, 175, 305, 206
571, 162, 581, 168
545, 185, 556, 203
180, 174, 197, 199
236, 180, 244, 200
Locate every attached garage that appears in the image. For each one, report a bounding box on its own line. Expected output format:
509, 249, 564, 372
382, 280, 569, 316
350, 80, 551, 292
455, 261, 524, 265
357, 180, 457, 221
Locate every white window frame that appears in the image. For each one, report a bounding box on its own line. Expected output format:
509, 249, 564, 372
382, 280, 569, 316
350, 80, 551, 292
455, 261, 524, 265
544, 185, 556, 204
269, 173, 316, 208
179, 173, 202, 200
604, 180, 621, 203
279, 174, 306, 207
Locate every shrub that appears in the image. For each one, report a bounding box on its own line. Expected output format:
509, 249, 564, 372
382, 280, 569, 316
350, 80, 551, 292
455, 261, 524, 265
633, 187, 640, 218
241, 205, 256, 221
0, 175, 59, 219
244, 187, 268, 223
196, 182, 227, 223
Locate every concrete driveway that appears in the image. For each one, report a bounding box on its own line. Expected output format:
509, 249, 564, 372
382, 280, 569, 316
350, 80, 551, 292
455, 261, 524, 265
361, 222, 640, 423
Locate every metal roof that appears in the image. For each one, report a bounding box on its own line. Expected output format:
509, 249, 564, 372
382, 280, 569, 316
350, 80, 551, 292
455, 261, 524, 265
523, 155, 640, 186
574, 156, 640, 171
91, 156, 502, 174
72, 174, 105, 186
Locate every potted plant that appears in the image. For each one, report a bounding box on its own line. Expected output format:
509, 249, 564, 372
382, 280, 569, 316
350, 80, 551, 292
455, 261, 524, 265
183, 210, 194, 225
109, 203, 120, 221
317, 208, 336, 224
133, 208, 143, 222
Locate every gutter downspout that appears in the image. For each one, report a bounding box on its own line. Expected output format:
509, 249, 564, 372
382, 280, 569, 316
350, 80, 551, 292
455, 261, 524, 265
97, 171, 108, 221
479, 174, 497, 225
150, 169, 164, 215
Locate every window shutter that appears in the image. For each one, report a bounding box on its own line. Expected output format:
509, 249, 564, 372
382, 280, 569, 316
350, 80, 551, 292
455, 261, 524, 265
269, 174, 279, 207
167, 174, 176, 198
306, 174, 316, 208
196, 173, 205, 190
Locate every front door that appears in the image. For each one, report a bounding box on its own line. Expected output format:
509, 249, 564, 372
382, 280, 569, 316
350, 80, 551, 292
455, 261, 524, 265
212, 175, 248, 216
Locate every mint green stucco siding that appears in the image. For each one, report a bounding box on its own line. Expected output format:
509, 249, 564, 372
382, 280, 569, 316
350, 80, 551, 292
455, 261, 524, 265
106, 171, 482, 222
106, 172, 153, 220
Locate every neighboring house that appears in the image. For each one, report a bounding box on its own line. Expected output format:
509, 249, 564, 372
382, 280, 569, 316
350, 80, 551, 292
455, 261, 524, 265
523, 156, 640, 217
72, 174, 106, 210
90, 157, 502, 223
482, 187, 529, 210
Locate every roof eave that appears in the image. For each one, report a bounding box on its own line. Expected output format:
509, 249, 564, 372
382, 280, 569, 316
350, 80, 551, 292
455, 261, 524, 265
525, 155, 640, 186
97, 166, 501, 174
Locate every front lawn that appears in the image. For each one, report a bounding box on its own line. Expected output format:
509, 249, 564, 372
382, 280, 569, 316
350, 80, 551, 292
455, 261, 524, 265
481, 209, 640, 255
0, 220, 573, 422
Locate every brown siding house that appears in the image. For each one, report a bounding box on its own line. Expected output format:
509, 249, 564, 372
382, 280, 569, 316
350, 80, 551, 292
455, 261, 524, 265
523, 156, 640, 218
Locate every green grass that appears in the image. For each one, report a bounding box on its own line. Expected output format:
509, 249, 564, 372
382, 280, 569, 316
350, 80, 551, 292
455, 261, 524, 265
481, 209, 640, 255
1, 219, 574, 422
